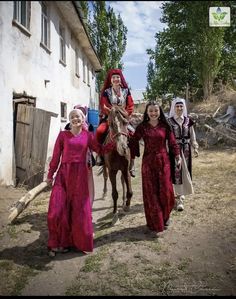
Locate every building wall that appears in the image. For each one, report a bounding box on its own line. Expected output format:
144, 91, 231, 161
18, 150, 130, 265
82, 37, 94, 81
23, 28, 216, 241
0, 1, 99, 185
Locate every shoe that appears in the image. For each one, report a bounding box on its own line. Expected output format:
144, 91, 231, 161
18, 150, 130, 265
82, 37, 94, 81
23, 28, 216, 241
164, 219, 170, 229
176, 196, 184, 211
177, 202, 184, 211
150, 231, 163, 238
48, 250, 56, 257
51, 247, 69, 253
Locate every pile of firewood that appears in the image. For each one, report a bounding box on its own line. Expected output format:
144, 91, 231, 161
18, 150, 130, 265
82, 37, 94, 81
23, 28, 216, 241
190, 105, 236, 147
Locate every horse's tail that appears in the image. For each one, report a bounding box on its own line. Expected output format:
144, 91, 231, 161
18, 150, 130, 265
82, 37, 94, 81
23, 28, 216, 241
97, 166, 104, 176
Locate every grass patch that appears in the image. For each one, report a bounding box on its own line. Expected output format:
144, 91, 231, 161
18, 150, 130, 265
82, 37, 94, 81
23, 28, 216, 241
7, 225, 18, 239
0, 260, 38, 296
80, 247, 108, 273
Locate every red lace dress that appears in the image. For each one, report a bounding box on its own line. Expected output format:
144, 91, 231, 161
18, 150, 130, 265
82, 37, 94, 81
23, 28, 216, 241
131, 122, 180, 232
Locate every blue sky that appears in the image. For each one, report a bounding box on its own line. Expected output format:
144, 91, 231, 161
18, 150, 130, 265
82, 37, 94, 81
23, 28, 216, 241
109, 1, 166, 93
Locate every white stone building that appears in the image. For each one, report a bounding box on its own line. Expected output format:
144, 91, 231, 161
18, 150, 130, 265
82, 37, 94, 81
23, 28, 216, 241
0, 1, 102, 187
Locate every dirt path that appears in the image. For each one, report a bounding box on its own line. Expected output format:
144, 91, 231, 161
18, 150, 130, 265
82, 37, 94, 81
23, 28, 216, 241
0, 146, 235, 296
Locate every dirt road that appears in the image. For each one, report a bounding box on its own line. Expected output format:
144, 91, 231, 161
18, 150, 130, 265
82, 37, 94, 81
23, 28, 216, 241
0, 146, 235, 296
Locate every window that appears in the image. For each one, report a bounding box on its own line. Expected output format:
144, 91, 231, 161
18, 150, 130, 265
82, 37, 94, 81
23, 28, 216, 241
59, 25, 66, 64
41, 2, 50, 49
83, 57, 86, 83
87, 63, 90, 86
92, 68, 95, 80
60, 102, 67, 122
75, 49, 80, 77
13, 1, 31, 30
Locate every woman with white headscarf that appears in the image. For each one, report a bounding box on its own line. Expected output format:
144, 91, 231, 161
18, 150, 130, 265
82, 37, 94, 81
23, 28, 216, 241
168, 97, 199, 211
64, 105, 95, 207
46, 108, 114, 256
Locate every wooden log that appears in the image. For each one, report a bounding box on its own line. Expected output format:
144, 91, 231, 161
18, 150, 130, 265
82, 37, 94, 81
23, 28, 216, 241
204, 124, 236, 142
8, 181, 48, 223
212, 105, 221, 118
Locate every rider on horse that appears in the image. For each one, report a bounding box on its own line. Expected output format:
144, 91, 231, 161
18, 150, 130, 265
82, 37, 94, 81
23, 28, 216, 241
95, 68, 136, 176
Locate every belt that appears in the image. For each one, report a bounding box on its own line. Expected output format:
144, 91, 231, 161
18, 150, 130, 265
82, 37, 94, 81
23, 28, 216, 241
176, 138, 190, 144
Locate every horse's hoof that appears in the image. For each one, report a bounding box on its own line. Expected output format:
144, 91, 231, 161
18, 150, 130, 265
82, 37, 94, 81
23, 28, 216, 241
111, 213, 120, 226
102, 193, 107, 199
123, 205, 130, 212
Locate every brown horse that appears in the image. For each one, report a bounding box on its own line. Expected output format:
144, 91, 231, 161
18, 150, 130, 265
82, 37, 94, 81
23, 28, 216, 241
101, 105, 133, 224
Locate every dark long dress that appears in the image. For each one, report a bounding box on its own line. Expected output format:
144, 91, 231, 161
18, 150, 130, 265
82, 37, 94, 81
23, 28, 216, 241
131, 122, 180, 233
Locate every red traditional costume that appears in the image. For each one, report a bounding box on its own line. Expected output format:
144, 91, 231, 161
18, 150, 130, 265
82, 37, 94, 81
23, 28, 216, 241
131, 122, 180, 233
96, 69, 134, 144
47, 130, 114, 252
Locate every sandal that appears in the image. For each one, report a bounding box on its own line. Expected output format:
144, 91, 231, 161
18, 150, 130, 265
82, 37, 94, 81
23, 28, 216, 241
48, 250, 56, 257
51, 247, 69, 254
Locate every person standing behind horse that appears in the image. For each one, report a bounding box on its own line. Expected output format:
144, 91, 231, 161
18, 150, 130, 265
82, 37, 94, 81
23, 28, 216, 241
95, 68, 136, 177
46, 108, 114, 256
130, 100, 181, 237
168, 97, 199, 211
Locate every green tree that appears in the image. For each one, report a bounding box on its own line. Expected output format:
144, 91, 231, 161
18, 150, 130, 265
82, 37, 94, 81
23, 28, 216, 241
217, 2, 236, 87
81, 1, 127, 92
146, 1, 235, 100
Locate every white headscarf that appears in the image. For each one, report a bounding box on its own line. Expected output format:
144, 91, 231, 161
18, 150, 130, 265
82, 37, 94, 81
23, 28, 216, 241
169, 97, 188, 118
69, 108, 85, 120
69, 109, 87, 130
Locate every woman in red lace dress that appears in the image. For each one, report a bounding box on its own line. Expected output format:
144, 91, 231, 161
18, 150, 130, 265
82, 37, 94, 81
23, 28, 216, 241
130, 100, 181, 236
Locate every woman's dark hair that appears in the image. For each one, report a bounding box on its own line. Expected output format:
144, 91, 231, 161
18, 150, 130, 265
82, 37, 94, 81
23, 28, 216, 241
142, 100, 172, 131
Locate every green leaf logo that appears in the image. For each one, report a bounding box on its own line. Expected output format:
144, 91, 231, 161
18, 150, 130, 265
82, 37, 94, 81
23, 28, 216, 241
220, 12, 227, 20
209, 7, 230, 27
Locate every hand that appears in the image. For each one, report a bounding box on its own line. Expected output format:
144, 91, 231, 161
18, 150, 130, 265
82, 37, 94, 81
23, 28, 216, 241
194, 148, 199, 158
104, 104, 111, 113
45, 178, 53, 186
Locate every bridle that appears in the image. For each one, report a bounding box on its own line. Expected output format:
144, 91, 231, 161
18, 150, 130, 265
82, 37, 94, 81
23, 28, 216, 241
108, 110, 129, 143
109, 130, 128, 142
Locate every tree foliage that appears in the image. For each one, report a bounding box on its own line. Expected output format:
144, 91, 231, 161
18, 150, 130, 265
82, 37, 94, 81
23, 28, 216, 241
146, 1, 236, 101
81, 1, 127, 92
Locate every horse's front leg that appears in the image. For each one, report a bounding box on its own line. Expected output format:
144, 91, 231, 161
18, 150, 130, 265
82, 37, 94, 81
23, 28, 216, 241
120, 174, 126, 208
102, 165, 108, 198
122, 170, 133, 212
109, 170, 118, 214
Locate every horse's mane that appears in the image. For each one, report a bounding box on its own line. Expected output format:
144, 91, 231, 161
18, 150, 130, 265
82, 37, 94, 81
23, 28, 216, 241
109, 106, 129, 128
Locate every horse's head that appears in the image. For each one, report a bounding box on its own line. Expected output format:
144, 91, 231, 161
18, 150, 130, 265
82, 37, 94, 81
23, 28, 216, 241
107, 106, 129, 156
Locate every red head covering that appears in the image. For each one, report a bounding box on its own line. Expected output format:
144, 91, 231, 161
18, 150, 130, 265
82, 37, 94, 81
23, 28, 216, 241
101, 69, 128, 95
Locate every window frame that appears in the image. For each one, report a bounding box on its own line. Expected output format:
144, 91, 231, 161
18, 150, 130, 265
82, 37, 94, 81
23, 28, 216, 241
13, 1, 31, 35
75, 49, 80, 78
40, 1, 50, 51
59, 24, 66, 65
60, 102, 67, 122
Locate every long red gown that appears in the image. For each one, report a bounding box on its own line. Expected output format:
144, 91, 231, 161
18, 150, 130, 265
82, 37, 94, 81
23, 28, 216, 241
131, 122, 180, 233
47, 130, 113, 252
